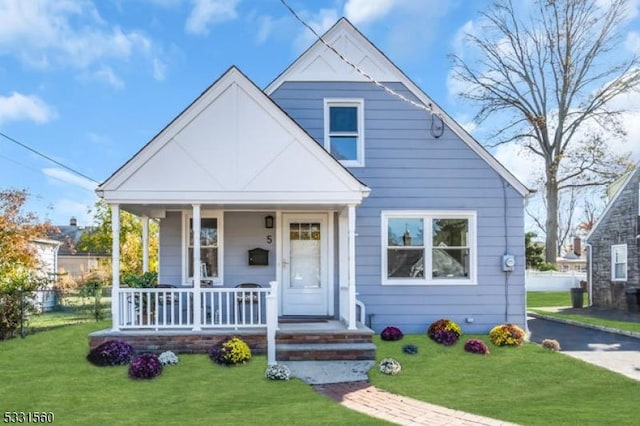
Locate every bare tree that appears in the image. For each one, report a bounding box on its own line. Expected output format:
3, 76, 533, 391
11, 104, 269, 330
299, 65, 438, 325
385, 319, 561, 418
451, 0, 639, 262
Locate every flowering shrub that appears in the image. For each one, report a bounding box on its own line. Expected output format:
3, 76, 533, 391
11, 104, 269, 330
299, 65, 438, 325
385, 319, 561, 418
541, 339, 561, 351
380, 326, 404, 341
489, 324, 526, 347
129, 353, 163, 380
402, 344, 418, 355
464, 339, 490, 355
379, 358, 402, 375
265, 364, 291, 381
208, 336, 252, 365
158, 351, 179, 366
87, 340, 135, 366
427, 319, 462, 346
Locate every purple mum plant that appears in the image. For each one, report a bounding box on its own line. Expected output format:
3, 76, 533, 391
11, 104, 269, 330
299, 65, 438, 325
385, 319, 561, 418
381, 326, 404, 341
433, 330, 459, 346
87, 340, 135, 366
129, 353, 163, 380
464, 339, 490, 355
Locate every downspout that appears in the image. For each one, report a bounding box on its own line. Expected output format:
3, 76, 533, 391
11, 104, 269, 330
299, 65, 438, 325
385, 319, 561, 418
585, 243, 593, 307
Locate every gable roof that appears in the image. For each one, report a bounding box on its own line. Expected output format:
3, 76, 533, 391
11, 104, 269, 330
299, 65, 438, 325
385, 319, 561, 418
97, 66, 370, 210
266, 18, 530, 197
586, 166, 639, 242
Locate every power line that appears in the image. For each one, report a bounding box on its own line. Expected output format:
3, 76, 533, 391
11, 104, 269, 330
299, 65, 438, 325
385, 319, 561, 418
0, 130, 99, 183
279, 0, 440, 117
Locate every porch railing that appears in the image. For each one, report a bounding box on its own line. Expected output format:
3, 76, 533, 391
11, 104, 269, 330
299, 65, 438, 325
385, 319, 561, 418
116, 286, 273, 330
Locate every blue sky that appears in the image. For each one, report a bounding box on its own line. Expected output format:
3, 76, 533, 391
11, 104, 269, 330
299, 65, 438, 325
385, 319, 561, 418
1, 0, 639, 228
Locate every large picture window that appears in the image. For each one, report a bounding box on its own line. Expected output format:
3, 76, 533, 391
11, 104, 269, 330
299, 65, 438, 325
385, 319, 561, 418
324, 99, 364, 167
611, 244, 627, 281
382, 211, 477, 285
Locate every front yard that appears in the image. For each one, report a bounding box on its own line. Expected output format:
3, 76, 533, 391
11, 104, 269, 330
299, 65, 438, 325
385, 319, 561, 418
1, 318, 638, 425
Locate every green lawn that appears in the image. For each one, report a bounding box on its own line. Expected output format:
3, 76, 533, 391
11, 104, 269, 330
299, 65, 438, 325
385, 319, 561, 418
0, 322, 388, 426
527, 291, 640, 334
527, 290, 577, 307
371, 335, 639, 426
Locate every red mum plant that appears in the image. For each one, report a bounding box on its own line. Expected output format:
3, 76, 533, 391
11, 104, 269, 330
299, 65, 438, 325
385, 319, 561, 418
464, 339, 490, 355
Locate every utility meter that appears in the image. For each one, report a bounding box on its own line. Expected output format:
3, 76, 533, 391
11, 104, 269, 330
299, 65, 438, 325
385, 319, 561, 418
502, 255, 515, 272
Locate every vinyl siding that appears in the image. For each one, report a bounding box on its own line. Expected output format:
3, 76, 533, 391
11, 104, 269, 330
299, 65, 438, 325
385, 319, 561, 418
158, 211, 182, 285
271, 81, 526, 333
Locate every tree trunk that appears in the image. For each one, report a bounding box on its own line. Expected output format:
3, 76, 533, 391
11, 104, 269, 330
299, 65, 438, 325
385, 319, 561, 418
545, 170, 559, 264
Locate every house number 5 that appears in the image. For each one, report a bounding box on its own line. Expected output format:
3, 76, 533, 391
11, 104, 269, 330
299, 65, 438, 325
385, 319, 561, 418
266, 235, 273, 244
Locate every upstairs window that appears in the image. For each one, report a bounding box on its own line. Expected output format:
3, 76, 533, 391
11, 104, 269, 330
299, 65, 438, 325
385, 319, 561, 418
324, 99, 364, 167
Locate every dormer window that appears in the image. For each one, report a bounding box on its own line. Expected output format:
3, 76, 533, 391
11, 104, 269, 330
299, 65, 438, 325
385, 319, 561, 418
324, 99, 364, 167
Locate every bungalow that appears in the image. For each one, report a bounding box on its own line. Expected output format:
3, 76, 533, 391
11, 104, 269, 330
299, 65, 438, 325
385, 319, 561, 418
91, 19, 529, 364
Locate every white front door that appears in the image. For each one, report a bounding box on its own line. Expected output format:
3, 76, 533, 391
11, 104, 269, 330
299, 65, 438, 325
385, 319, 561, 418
281, 213, 329, 316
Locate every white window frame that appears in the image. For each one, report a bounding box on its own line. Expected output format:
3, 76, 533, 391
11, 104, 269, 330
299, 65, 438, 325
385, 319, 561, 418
381, 210, 477, 285
611, 244, 627, 281
182, 210, 224, 286
324, 98, 365, 167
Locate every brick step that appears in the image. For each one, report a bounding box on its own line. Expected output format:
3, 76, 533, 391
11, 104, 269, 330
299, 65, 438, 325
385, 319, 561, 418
276, 342, 376, 361
276, 332, 373, 345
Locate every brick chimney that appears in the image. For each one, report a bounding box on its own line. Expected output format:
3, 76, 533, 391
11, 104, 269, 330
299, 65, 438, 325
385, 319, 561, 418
70, 216, 77, 227
573, 236, 581, 256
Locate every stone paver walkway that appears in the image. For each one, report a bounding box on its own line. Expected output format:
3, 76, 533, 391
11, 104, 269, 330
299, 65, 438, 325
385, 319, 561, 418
314, 381, 518, 426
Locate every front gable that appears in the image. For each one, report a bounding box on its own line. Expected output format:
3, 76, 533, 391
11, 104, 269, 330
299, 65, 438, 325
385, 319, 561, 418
98, 67, 369, 206
267, 18, 529, 198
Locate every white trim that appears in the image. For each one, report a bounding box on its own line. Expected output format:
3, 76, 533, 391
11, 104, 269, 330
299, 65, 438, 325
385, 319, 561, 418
183, 209, 224, 286
587, 168, 638, 241
611, 244, 627, 281
381, 210, 478, 286
324, 98, 365, 167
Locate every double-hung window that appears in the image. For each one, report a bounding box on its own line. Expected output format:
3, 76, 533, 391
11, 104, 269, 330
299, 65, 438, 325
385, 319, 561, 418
382, 211, 477, 285
184, 212, 222, 285
324, 99, 364, 167
611, 244, 627, 281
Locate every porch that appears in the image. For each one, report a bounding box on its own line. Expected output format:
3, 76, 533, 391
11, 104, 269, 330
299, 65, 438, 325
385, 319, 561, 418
95, 283, 374, 363
89, 317, 376, 362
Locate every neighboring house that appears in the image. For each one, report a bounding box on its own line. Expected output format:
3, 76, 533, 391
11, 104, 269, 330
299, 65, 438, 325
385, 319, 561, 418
30, 238, 61, 311
91, 19, 530, 362
556, 237, 587, 273
50, 217, 107, 283
587, 166, 640, 310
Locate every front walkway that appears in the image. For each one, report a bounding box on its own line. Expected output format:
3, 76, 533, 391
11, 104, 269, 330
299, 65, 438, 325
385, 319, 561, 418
315, 381, 517, 426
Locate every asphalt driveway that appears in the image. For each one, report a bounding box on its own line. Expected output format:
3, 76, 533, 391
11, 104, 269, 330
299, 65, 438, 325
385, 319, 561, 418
527, 315, 640, 381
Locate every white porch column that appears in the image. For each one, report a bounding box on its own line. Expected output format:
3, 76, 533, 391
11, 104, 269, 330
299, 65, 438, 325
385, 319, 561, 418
110, 204, 120, 331
347, 204, 357, 330
141, 215, 149, 273
192, 204, 202, 330
266, 280, 279, 365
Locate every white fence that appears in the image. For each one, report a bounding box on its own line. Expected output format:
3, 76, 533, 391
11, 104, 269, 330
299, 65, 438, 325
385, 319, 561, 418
525, 270, 586, 291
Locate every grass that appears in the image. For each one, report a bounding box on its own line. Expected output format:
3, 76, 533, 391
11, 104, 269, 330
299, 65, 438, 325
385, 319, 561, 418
0, 322, 388, 425
27, 296, 111, 332
370, 335, 640, 425
527, 291, 640, 334
527, 290, 581, 307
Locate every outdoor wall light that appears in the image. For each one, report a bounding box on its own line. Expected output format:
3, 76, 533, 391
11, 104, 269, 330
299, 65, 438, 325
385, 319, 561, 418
265, 215, 274, 229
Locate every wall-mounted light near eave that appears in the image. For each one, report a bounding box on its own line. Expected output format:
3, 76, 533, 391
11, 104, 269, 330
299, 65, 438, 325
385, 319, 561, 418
265, 215, 274, 229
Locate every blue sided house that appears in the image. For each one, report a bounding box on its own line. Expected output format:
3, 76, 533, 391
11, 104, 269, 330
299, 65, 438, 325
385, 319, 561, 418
92, 19, 530, 363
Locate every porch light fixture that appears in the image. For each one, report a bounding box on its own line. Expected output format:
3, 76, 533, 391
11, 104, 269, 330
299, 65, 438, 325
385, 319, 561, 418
265, 215, 274, 229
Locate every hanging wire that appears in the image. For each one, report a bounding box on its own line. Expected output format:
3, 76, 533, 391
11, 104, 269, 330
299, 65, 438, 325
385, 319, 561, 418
279, 0, 444, 122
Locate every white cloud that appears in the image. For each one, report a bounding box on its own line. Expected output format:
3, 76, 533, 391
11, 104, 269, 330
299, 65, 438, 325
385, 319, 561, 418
256, 15, 274, 45
152, 58, 167, 81
293, 8, 339, 52
344, 0, 395, 25
42, 168, 97, 192
0, 92, 56, 124
185, 0, 240, 35
93, 66, 125, 90
493, 143, 543, 188
48, 197, 97, 227
626, 31, 640, 54
0, 0, 156, 84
